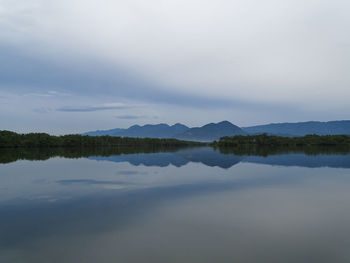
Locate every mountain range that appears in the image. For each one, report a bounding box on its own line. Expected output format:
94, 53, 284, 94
174, 121, 245, 141
83, 120, 350, 141
90, 147, 350, 169
242, 120, 350, 136
83, 121, 245, 141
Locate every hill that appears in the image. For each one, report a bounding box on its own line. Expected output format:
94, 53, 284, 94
243, 121, 350, 136
83, 123, 189, 138
83, 120, 350, 141
174, 121, 246, 141
84, 121, 245, 141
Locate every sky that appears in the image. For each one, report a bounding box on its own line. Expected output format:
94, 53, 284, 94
0, 0, 350, 134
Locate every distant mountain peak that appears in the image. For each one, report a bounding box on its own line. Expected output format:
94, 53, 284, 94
174, 121, 245, 142
217, 120, 233, 125
84, 122, 189, 138
173, 123, 187, 127
129, 124, 141, 129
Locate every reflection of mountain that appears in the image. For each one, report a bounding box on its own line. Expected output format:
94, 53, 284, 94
243, 154, 350, 168
91, 147, 243, 169
2, 146, 350, 169
90, 147, 350, 169
92, 153, 189, 167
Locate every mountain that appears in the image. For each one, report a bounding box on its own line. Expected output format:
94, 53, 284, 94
84, 120, 350, 141
174, 121, 246, 142
243, 121, 350, 136
83, 121, 245, 141
82, 128, 124, 136
83, 123, 189, 138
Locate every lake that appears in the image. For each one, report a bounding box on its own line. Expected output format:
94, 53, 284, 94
1, 146, 350, 263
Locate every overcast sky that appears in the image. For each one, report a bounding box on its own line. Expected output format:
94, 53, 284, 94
1, 0, 349, 134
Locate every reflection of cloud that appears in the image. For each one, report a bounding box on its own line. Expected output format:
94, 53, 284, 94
117, 170, 147, 175
57, 103, 130, 112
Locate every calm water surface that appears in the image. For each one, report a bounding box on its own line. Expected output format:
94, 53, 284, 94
1, 147, 350, 263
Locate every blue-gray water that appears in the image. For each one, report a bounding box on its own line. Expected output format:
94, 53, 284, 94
1, 147, 350, 262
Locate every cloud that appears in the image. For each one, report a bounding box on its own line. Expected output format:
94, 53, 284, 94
115, 114, 158, 120
56, 179, 130, 185
56, 103, 130, 112
24, 91, 72, 98
115, 115, 144, 120
25, 93, 53, 98
33, 107, 53, 114
1, 0, 350, 109
1, 0, 350, 133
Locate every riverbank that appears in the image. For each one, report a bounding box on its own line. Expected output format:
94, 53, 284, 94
0, 130, 202, 148
213, 134, 350, 147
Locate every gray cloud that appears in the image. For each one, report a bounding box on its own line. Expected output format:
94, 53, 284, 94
2, 0, 350, 108
115, 115, 144, 120
56, 179, 130, 185
25, 91, 72, 98
115, 115, 158, 120
33, 107, 53, 114
0, 0, 349, 132
57, 103, 130, 112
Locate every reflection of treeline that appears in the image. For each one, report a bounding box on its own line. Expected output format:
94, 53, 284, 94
214, 134, 350, 147
0, 131, 201, 148
216, 145, 350, 157
0, 146, 190, 164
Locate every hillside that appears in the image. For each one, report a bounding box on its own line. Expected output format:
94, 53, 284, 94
243, 121, 350, 136
84, 123, 189, 138
174, 121, 246, 141
83, 120, 350, 141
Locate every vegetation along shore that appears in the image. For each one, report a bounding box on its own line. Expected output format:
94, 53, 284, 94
0, 131, 202, 148
214, 134, 350, 147
1, 131, 350, 149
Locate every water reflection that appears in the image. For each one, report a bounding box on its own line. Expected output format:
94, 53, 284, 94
2, 146, 350, 168
1, 147, 350, 262
91, 147, 350, 169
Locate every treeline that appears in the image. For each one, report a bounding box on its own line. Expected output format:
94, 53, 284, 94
0, 130, 201, 148
216, 145, 350, 157
0, 146, 187, 164
214, 134, 350, 147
